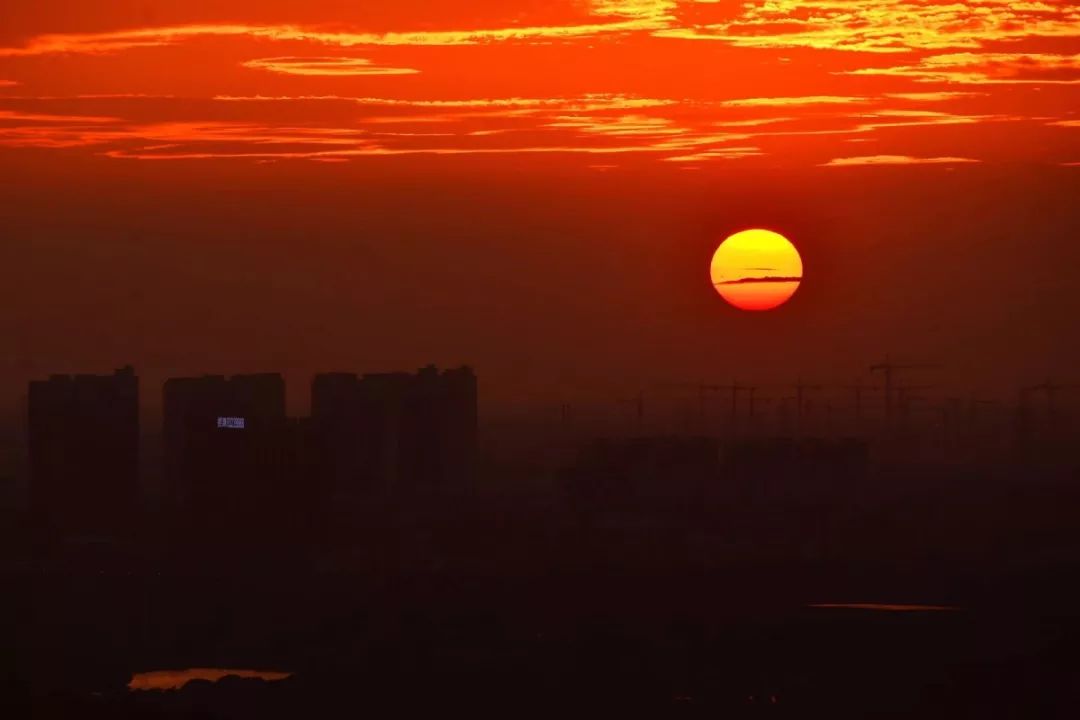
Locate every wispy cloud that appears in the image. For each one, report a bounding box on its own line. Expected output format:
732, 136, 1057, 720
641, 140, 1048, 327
663, 146, 763, 162
213, 93, 677, 112
822, 155, 980, 167
852, 110, 1013, 133
99, 143, 707, 161
0, 96, 750, 162
660, 0, 1080, 53
242, 57, 420, 77
714, 275, 802, 285
546, 113, 684, 137
714, 117, 795, 128
883, 91, 987, 102
1, 1, 1075, 60
0, 109, 118, 124
0, 92, 1029, 165
721, 96, 869, 108
0, 13, 670, 58
0, 0, 1070, 172
846, 53, 1080, 85
592, 0, 676, 21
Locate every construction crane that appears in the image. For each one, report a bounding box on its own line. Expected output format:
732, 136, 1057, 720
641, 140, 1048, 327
656, 382, 706, 424
775, 395, 798, 435
745, 386, 764, 420
792, 379, 822, 425
839, 380, 879, 424
709, 381, 747, 428
870, 356, 939, 427
748, 379, 823, 436
821, 399, 837, 437
965, 397, 997, 434
770, 378, 823, 435
936, 396, 995, 449
1021, 380, 1080, 418
896, 384, 934, 406
942, 397, 965, 440
1018, 384, 1043, 420
616, 391, 645, 430
894, 384, 935, 429
742, 385, 777, 434
658, 381, 747, 429
1016, 385, 1045, 452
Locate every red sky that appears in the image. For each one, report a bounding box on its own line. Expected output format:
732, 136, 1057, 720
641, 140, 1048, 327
0, 0, 1076, 165
0, 1, 1078, 414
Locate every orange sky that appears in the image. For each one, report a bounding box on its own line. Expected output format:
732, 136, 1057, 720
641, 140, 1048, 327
0, 1, 1076, 166
1, 1, 1078, 416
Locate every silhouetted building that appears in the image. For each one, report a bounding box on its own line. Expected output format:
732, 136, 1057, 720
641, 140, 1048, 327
312, 365, 478, 505
387, 364, 478, 492
27, 366, 139, 548
311, 372, 371, 508
164, 374, 312, 549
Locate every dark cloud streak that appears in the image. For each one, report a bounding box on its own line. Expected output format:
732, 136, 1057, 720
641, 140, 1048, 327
715, 276, 802, 286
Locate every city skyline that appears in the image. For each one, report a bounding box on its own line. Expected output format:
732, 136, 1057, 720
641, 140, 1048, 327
2, 363, 1076, 467
13, 360, 1075, 464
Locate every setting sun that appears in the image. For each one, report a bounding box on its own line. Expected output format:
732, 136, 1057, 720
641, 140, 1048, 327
710, 229, 803, 312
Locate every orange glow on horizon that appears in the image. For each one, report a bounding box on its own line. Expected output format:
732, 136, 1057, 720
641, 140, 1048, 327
710, 229, 803, 312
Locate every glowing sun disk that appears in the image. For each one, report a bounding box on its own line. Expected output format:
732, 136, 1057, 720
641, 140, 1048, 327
710, 229, 803, 311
